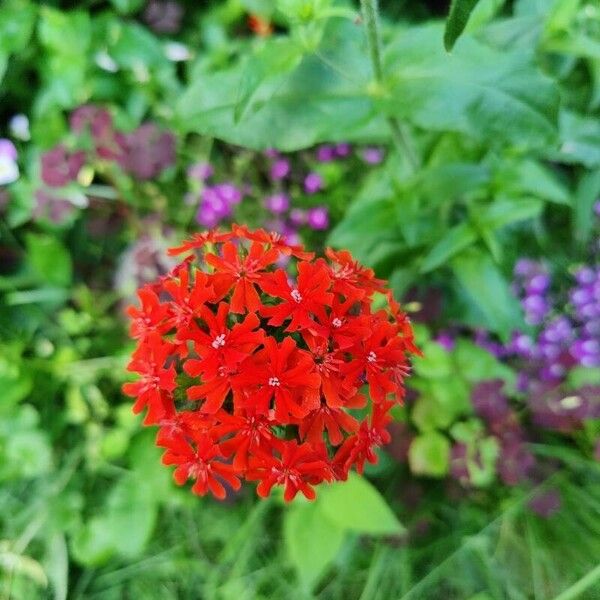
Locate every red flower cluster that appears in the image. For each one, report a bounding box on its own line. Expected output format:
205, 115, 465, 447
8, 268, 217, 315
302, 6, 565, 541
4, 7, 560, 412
123, 225, 420, 501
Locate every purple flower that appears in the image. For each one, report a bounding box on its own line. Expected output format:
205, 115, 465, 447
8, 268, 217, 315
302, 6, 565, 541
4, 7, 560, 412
213, 183, 242, 206
264, 193, 290, 214
498, 440, 535, 486
117, 123, 175, 180
187, 162, 213, 181
70, 105, 122, 161
0, 139, 18, 161
0, 139, 19, 185
304, 172, 323, 194
361, 146, 385, 164
270, 158, 290, 180
316, 145, 335, 162
196, 203, 220, 228
594, 200, 600, 217
435, 331, 455, 351
41, 145, 85, 187
528, 489, 561, 518
334, 142, 351, 158
289, 208, 307, 227
471, 380, 510, 425
307, 206, 329, 230
143, 0, 183, 34
33, 189, 75, 224
570, 339, 600, 367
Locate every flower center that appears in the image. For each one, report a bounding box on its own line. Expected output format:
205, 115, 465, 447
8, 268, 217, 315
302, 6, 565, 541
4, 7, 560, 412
268, 376, 281, 387
290, 289, 303, 303
211, 333, 226, 349
332, 317, 343, 328
367, 351, 377, 363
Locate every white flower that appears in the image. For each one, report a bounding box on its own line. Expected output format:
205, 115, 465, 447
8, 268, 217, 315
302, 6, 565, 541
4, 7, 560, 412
164, 41, 191, 62
95, 50, 119, 73
9, 114, 30, 141
0, 155, 19, 185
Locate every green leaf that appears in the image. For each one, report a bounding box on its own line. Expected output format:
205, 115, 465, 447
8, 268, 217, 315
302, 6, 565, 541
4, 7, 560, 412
176, 20, 385, 150
104, 474, 157, 558
479, 197, 543, 228
444, 0, 482, 51
284, 502, 345, 590
44, 534, 68, 600
494, 159, 571, 206
566, 367, 600, 388
573, 169, 600, 245
328, 168, 398, 263
25, 233, 72, 287
318, 473, 404, 535
556, 111, 600, 168
413, 341, 453, 379
385, 24, 559, 149
420, 222, 477, 273
453, 339, 516, 386
0, 0, 37, 54
408, 432, 450, 477
38, 7, 90, 55
452, 250, 523, 340
233, 37, 303, 123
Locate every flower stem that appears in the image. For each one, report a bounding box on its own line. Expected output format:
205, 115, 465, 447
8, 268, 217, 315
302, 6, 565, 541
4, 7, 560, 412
360, 0, 420, 172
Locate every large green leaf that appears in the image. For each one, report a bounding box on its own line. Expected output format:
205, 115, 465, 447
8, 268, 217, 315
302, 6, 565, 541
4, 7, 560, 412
284, 502, 345, 590
451, 249, 524, 340
318, 473, 405, 535
176, 21, 384, 150
444, 0, 482, 51
384, 24, 559, 149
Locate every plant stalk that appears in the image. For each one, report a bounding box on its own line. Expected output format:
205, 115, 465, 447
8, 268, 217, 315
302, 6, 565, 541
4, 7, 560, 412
360, 0, 420, 172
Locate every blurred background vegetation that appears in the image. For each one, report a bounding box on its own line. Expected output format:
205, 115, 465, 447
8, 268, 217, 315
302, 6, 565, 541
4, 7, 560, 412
1, 0, 600, 598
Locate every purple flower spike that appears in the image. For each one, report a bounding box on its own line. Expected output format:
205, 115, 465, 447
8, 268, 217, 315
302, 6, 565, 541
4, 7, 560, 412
307, 206, 329, 230
304, 172, 323, 194
264, 193, 290, 214
270, 158, 290, 180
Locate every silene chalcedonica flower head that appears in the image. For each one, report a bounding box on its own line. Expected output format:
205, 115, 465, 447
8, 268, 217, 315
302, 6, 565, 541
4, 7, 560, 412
123, 225, 420, 501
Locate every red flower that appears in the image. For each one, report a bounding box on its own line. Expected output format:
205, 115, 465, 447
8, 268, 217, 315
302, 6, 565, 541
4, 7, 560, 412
162, 433, 241, 499
217, 408, 275, 470
248, 441, 331, 501
167, 230, 233, 256
205, 241, 279, 313
261, 260, 332, 331
235, 337, 321, 422
123, 226, 418, 501
122, 335, 177, 424
186, 303, 264, 374
126, 286, 172, 340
